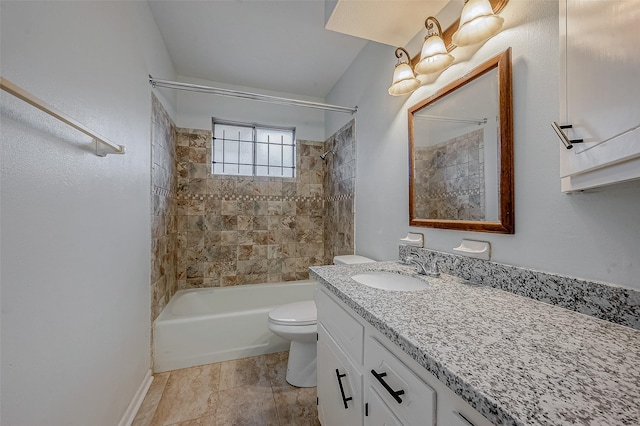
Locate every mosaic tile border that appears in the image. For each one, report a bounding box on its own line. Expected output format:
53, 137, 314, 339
152, 186, 172, 198
325, 194, 353, 202
399, 245, 640, 330
414, 188, 483, 199
177, 193, 324, 203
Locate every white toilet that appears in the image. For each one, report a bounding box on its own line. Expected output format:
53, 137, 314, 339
268, 254, 376, 387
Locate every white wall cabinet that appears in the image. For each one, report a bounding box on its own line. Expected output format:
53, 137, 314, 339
316, 287, 492, 426
558, 0, 640, 192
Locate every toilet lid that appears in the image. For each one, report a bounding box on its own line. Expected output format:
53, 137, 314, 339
269, 300, 317, 326
333, 255, 376, 265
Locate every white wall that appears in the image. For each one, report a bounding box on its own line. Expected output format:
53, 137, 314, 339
326, 0, 640, 289
0, 2, 175, 425
176, 75, 326, 141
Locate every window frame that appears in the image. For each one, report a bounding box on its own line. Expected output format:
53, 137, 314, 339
211, 118, 296, 178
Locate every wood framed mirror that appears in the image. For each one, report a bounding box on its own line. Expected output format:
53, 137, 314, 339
408, 48, 513, 233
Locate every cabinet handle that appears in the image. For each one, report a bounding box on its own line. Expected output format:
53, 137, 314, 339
335, 369, 353, 409
551, 121, 583, 149
370, 369, 405, 404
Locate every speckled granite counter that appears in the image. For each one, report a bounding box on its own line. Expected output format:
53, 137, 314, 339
310, 261, 640, 426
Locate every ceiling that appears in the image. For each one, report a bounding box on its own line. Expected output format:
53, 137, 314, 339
148, 0, 450, 99
325, 0, 449, 47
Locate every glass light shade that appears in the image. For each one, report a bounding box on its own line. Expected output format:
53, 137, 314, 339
388, 62, 420, 96
414, 35, 455, 75
452, 0, 504, 46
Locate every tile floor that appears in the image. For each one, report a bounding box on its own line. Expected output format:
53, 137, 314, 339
133, 351, 321, 426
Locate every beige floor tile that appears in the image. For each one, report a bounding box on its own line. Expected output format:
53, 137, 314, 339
273, 386, 320, 426
151, 363, 221, 426
170, 413, 217, 426
264, 351, 289, 387
132, 372, 170, 426
219, 355, 270, 390
216, 384, 279, 426
136, 351, 319, 426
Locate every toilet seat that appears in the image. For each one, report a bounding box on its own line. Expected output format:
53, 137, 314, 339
268, 300, 317, 326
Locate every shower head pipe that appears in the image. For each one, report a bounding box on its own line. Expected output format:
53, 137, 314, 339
320, 149, 336, 160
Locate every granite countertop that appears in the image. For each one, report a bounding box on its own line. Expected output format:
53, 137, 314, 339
309, 261, 640, 426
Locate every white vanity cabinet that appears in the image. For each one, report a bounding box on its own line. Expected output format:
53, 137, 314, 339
558, 0, 640, 192
316, 286, 492, 426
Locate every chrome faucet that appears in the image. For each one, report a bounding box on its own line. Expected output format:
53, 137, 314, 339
405, 255, 440, 278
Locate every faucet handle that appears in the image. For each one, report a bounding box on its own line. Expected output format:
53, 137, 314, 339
430, 262, 440, 277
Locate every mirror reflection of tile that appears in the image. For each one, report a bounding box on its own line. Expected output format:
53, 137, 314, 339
414, 128, 485, 220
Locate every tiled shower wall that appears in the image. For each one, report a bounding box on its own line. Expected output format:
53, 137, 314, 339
413, 128, 485, 220
151, 95, 179, 321
323, 120, 356, 265
175, 128, 328, 288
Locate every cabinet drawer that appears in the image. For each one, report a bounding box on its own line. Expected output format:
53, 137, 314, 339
316, 288, 364, 364
365, 335, 436, 426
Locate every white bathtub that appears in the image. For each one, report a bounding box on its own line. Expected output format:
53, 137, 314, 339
153, 280, 317, 372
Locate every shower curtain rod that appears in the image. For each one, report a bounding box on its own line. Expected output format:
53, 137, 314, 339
148, 76, 357, 115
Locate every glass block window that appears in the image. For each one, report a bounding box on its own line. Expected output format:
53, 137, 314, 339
212, 119, 296, 177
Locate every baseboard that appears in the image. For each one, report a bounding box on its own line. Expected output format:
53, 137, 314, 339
118, 369, 153, 426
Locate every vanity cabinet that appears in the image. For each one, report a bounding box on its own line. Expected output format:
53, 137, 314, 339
316, 286, 492, 426
558, 0, 640, 191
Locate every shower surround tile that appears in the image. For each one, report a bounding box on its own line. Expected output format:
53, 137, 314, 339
161, 121, 357, 292
323, 119, 356, 265
175, 128, 328, 288
151, 94, 178, 323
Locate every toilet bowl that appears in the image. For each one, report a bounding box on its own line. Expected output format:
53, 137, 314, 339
267, 254, 376, 387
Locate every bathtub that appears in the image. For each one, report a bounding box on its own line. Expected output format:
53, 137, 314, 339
153, 280, 317, 372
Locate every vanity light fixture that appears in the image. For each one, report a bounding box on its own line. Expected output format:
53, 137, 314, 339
387, 0, 507, 96
452, 0, 504, 46
414, 17, 454, 76
388, 47, 421, 96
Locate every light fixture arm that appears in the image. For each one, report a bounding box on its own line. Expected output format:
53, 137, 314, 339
395, 47, 411, 64
425, 17, 443, 38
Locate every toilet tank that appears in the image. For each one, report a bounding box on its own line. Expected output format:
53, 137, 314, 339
333, 255, 376, 265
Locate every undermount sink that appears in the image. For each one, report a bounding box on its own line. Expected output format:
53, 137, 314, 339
351, 272, 430, 292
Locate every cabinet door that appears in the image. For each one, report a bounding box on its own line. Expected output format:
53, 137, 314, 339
559, 0, 640, 191
317, 324, 363, 426
365, 387, 404, 426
